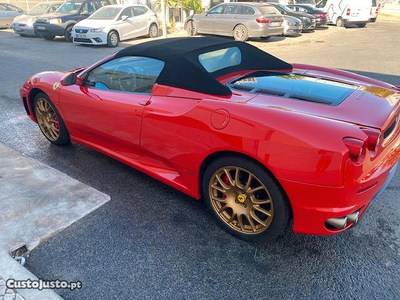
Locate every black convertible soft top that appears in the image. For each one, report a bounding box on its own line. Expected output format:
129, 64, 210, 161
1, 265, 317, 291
115, 37, 292, 96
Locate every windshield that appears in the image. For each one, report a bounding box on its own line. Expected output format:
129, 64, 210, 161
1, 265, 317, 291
276, 4, 293, 13
89, 7, 121, 19
56, 1, 83, 14
29, 3, 49, 15
296, 0, 315, 4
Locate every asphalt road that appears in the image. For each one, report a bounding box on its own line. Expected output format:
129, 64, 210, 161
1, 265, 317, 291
1, 20, 400, 300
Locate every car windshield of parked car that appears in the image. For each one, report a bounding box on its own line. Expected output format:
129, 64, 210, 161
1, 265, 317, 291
198, 47, 242, 73
315, 0, 327, 8
85, 56, 165, 93
89, 6, 121, 19
231, 72, 357, 106
276, 4, 294, 14
28, 3, 49, 15
56, 1, 83, 14
259, 6, 280, 15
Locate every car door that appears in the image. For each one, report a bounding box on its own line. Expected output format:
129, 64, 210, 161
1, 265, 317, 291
132, 6, 149, 36
202, 4, 226, 34
58, 56, 165, 160
116, 6, 137, 40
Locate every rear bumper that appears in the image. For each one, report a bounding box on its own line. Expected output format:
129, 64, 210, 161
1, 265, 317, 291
315, 18, 327, 27
34, 23, 67, 36
249, 25, 284, 38
281, 135, 400, 235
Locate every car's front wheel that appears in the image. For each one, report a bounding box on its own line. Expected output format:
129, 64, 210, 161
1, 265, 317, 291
34, 93, 70, 145
233, 24, 248, 41
202, 156, 291, 241
336, 17, 345, 27
107, 30, 119, 47
65, 25, 73, 42
186, 20, 198, 36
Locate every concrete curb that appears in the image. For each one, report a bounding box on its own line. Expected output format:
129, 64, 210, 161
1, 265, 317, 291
0, 251, 63, 300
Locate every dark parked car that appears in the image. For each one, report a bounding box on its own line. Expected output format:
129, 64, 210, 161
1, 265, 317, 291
271, 3, 316, 31
0, 3, 24, 29
34, 0, 113, 42
288, 4, 327, 27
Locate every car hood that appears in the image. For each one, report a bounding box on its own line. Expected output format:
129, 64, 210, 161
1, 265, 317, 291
13, 14, 36, 24
233, 69, 400, 130
74, 19, 116, 28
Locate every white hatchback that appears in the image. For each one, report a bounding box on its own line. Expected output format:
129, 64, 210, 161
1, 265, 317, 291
72, 4, 158, 47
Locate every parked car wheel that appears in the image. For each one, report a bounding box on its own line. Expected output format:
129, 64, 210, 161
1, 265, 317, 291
202, 156, 291, 241
64, 25, 73, 42
107, 30, 119, 47
33, 93, 70, 145
148, 23, 158, 38
41, 34, 55, 40
357, 23, 367, 28
336, 17, 345, 27
233, 24, 248, 42
186, 20, 198, 36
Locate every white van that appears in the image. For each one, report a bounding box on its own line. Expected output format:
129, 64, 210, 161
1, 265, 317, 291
315, 0, 372, 27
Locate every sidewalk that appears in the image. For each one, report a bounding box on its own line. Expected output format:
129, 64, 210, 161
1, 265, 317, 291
0, 142, 111, 299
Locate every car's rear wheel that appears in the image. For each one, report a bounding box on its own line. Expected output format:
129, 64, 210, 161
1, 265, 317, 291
186, 20, 198, 36
107, 30, 119, 47
41, 34, 55, 40
202, 156, 290, 241
65, 25, 73, 42
233, 24, 248, 41
148, 23, 158, 38
34, 93, 70, 145
336, 17, 345, 27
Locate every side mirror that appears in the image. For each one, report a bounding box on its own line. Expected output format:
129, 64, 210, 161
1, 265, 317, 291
121, 15, 128, 21
60, 72, 82, 86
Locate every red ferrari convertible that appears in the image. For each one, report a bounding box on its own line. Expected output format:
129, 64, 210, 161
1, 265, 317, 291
21, 37, 400, 240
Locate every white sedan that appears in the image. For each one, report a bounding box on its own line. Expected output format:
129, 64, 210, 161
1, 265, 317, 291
72, 4, 158, 47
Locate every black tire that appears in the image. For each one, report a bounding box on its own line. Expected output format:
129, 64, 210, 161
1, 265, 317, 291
357, 23, 367, 28
202, 156, 291, 241
148, 23, 158, 38
233, 24, 248, 41
64, 25, 73, 42
336, 17, 345, 27
186, 20, 198, 36
41, 34, 55, 40
107, 30, 119, 47
33, 92, 70, 145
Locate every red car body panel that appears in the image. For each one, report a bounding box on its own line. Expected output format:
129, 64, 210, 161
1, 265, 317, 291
20, 52, 400, 236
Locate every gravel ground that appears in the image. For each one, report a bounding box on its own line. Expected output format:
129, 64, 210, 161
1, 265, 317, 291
0, 19, 399, 300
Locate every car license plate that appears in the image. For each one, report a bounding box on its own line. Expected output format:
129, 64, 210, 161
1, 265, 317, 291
76, 34, 87, 38
270, 22, 280, 27
14, 27, 21, 31
37, 26, 45, 30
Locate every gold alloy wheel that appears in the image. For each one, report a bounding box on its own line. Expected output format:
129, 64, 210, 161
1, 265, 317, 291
35, 97, 60, 141
209, 166, 274, 234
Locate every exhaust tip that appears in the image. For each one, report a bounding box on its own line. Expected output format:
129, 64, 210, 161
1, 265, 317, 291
326, 217, 348, 230
347, 211, 360, 224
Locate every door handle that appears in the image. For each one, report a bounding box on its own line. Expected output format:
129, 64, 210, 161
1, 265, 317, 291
138, 99, 152, 106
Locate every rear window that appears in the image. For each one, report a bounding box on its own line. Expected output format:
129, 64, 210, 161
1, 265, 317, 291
259, 6, 279, 15
198, 47, 242, 73
230, 72, 358, 106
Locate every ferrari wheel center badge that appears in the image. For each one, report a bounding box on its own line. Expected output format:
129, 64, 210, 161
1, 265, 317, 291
237, 194, 246, 203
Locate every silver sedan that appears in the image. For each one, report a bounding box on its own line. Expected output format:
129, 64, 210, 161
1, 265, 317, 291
186, 2, 284, 42
282, 15, 302, 36
12, 2, 63, 37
